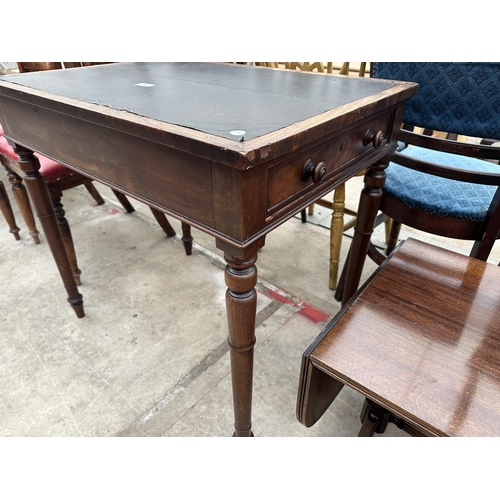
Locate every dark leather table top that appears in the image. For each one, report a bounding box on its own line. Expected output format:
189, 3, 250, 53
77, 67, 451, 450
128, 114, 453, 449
1, 62, 397, 141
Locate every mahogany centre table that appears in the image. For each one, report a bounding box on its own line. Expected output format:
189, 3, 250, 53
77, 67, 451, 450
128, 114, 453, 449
0, 63, 417, 436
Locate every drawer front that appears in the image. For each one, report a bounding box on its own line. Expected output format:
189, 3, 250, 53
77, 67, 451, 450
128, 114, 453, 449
266, 110, 395, 215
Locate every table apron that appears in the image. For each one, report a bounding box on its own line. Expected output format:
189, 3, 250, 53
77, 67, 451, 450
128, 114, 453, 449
0, 96, 400, 250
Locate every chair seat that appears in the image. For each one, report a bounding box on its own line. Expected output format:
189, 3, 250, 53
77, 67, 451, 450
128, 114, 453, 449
384, 146, 500, 221
0, 135, 18, 161
0, 135, 74, 182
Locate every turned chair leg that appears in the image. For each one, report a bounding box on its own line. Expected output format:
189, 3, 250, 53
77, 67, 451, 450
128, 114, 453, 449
85, 186, 193, 256
111, 189, 135, 213
149, 207, 193, 256
5, 166, 40, 244
386, 219, 402, 255
49, 185, 82, 286
0, 180, 20, 240
150, 207, 176, 238
83, 180, 105, 205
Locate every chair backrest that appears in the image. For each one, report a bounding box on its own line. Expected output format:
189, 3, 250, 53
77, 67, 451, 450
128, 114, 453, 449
17, 62, 90, 73
255, 62, 369, 77
284, 62, 327, 73
372, 63, 500, 140
338, 62, 367, 77
18, 62, 63, 72
82, 62, 114, 67
370, 63, 500, 261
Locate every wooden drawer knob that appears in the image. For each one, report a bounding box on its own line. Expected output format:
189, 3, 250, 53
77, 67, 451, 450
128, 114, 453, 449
302, 159, 327, 184
363, 129, 387, 148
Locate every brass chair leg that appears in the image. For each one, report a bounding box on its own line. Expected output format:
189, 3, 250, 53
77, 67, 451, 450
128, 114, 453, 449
384, 217, 392, 244
329, 184, 345, 290
386, 219, 402, 255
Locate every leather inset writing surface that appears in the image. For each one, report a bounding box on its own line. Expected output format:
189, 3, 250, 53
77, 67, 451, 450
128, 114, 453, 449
1, 62, 396, 141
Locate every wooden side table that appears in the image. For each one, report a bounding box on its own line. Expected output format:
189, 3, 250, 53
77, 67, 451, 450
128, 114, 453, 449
298, 238, 500, 436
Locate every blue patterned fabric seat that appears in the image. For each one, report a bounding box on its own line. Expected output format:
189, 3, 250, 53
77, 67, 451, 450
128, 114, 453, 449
384, 146, 500, 222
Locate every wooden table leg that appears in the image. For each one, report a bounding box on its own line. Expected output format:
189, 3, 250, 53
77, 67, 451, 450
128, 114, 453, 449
224, 253, 257, 437
14, 144, 84, 318
218, 238, 264, 437
340, 158, 389, 305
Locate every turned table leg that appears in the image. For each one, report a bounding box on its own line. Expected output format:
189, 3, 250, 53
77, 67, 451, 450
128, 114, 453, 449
14, 144, 84, 318
222, 246, 260, 437
340, 158, 389, 305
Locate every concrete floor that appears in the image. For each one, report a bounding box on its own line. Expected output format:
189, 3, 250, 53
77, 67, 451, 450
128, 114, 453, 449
1, 167, 499, 437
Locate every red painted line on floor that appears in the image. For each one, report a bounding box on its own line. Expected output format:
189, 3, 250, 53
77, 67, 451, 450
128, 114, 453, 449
262, 287, 331, 324
102, 207, 121, 214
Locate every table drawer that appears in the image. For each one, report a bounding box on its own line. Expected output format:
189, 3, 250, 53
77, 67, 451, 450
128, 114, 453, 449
266, 110, 395, 214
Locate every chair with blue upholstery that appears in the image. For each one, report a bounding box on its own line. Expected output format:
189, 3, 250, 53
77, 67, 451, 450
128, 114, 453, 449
359, 63, 500, 270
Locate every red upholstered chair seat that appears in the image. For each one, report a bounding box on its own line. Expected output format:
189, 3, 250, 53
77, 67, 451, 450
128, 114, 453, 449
37, 157, 74, 182
0, 135, 73, 182
0, 135, 17, 161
